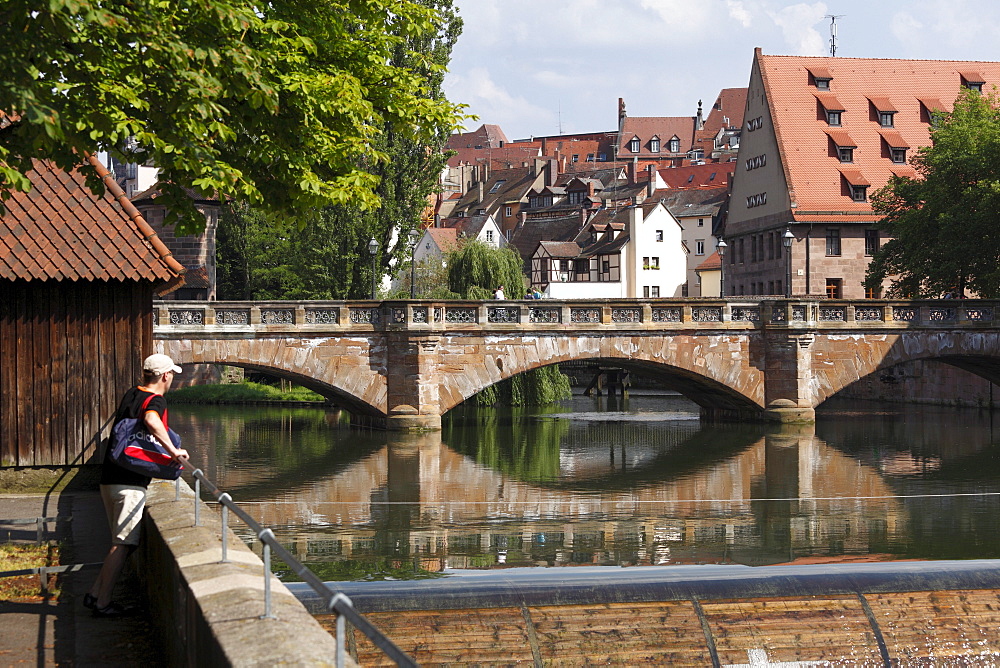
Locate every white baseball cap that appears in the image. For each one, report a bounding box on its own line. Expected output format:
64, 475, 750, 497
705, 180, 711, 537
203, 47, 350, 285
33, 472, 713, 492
144, 353, 182, 375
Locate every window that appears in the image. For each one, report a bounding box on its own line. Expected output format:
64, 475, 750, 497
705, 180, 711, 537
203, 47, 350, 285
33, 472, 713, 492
776, 280, 782, 295
865, 229, 880, 256
826, 228, 841, 256
815, 78, 831, 90
838, 146, 853, 163
865, 285, 881, 299
750, 237, 757, 262
568, 191, 586, 205
655, 230, 663, 242
643, 256, 649, 268
587, 153, 595, 161
827, 111, 841, 126
681, 283, 689, 297
650, 138, 660, 153
485, 230, 494, 243
505, 205, 512, 217
826, 278, 843, 299
768, 281, 774, 295
966, 81, 983, 92
629, 137, 640, 153
477, 208, 486, 215
851, 185, 868, 202
890, 148, 907, 164
669, 137, 681, 152
698, 218, 704, 227
768, 232, 775, 260
738, 238, 745, 263
572, 154, 579, 163
643, 286, 649, 298
879, 112, 895, 128
650, 257, 660, 269
651, 286, 660, 298
488, 180, 506, 193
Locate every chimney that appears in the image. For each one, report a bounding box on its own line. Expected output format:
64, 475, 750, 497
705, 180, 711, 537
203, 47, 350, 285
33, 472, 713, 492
628, 157, 638, 183
541, 137, 548, 156
477, 181, 484, 204
618, 97, 627, 126
696, 99, 704, 130
647, 164, 656, 198
546, 158, 558, 187
481, 162, 489, 184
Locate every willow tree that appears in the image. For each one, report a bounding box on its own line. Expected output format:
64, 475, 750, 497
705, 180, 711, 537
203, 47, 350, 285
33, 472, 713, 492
865, 89, 1000, 298
448, 240, 571, 406
0, 0, 464, 234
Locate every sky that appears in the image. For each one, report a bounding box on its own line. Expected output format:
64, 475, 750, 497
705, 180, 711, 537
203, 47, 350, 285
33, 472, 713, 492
443, 0, 1000, 141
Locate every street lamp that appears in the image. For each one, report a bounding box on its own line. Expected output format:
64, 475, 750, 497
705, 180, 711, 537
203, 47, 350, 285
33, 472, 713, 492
782, 228, 794, 298
408, 229, 420, 299
368, 237, 379, 300
716, 238, 727, 297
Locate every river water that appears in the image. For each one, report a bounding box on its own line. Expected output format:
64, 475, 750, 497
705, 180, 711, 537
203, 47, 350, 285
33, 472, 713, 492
170, 395, 1000, 581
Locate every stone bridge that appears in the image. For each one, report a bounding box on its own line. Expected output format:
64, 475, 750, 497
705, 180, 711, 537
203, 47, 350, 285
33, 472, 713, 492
153, 299, 1000, 430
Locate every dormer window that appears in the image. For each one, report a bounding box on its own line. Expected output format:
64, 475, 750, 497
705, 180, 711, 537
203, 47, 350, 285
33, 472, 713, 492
851, 185, 868, 202
629, 137, 640, 153
879, 112, 895, 128
838, 147, 854, 163
890, 148, 907, 164
488, 180, 506, 193
881, 131, 909, 165
807, 66, 833, 90
568, 191, 586, 205
960, 71, 985, 92
827, 111, 841, 126
827, 129, 857, 163
650, 136, 660, 153
669, 137, 681, 153
841, 169, 870, 202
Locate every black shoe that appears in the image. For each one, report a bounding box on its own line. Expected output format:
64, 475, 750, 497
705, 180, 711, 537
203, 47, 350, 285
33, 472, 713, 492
83, 593, 97, 610
91, 602, 138, 618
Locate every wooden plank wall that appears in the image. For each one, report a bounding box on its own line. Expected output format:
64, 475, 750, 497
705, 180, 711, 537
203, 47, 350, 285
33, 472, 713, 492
0, 279, 153, 467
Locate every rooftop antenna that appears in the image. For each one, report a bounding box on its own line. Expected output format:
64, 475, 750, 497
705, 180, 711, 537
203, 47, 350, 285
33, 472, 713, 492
826, 15, 844, 57
558, 100, 563, 136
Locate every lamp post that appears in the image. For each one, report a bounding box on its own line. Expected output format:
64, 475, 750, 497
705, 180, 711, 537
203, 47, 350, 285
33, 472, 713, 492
716, 238, 727, 297
368, 238, 379, 300
408, 229, 420, 299
782, 228, 794, 298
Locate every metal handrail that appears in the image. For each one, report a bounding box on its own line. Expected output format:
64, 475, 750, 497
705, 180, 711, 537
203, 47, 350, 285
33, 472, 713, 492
0, 516, 61, 545
176, 456, 417, 668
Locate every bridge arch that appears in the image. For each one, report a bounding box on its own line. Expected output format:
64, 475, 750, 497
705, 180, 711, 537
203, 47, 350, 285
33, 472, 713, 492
158, 337, 387, 418
811, 330, 1000, 406
435, 332, 765, 417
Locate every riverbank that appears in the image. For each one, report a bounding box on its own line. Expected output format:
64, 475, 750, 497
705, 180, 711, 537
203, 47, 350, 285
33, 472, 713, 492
166, 381, 326, 405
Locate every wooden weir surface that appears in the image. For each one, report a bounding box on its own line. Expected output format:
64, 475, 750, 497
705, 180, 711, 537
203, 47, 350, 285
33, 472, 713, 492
314, 577, 1000, 665
308, 560, 1000, 668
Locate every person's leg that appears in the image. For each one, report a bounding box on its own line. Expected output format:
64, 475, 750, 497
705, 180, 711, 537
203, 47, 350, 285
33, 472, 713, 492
87, 485, 146, 611
88, 544, 130, 608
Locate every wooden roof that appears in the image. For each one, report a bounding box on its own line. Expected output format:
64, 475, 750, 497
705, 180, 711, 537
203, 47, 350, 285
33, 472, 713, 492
1, 155, 183, 283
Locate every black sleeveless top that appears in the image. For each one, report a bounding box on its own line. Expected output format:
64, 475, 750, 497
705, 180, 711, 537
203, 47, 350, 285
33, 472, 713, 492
99, 387, 168, 488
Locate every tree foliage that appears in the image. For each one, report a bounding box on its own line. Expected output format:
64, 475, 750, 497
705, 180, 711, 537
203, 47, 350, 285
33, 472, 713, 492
0, 0, 465, 234
447, 240, 526, 299
446, 240, 570, 406
216, 0, 462, 299
865, 89, 1000, 298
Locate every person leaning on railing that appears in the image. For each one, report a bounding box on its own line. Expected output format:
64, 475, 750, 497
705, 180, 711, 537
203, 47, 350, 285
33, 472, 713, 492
84, 354, 189, 618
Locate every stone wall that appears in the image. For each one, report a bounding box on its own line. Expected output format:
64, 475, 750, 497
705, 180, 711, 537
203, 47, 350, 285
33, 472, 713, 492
140, 478, 349, 666
835, 359, 998, 409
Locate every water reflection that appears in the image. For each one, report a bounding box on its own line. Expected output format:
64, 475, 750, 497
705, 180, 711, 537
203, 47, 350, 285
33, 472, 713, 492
170, 396, 1000, 580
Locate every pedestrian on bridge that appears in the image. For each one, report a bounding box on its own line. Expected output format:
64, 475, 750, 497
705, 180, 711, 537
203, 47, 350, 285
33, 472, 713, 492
85, 354, 188, 618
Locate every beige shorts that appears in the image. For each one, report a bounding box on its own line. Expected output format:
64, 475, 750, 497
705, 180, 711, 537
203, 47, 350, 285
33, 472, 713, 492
100, 484, 147, 546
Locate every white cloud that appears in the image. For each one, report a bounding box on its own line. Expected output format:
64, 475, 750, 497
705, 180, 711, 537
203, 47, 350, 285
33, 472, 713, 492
640, 0, 715, 32
727, 0, 754, 27
768, 2, 828, 55
445, 67, 553, 136
889, 12, 924, 49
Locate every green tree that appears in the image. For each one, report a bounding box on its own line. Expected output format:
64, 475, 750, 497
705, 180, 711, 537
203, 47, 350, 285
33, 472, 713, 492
447, 240, 527, 299
215, 0, 462, 298
0, 0, 464, 234
865, 89, 1000, 298
447, 240, 571, 406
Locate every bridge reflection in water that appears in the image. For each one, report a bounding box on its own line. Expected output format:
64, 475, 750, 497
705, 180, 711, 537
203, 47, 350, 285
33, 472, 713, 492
165, 398, 1000, 574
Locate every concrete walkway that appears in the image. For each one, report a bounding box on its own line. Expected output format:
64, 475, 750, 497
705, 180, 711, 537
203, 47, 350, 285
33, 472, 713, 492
1, 491, 163, 666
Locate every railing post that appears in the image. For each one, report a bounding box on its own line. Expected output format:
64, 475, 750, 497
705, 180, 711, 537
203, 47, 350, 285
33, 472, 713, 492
259, 528, 277, 619
330, 593, 353, 668
219, 493, 231, 563
175, 477, 181, 501
36, 517, 43, 545
194, 475, 202, 526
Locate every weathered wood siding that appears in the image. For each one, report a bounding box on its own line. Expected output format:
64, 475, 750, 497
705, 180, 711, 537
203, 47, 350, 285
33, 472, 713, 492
1, 279, 153, 466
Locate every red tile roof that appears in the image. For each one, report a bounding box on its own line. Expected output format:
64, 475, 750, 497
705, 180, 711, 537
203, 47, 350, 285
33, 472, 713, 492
696, 251, 722, 272
658, 163, 735, 189
619, 116, 696, 156
701, 88, 748, 134
1, 155, 184, 283
426, 227, 460, 252
754, 53, 1000, 220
